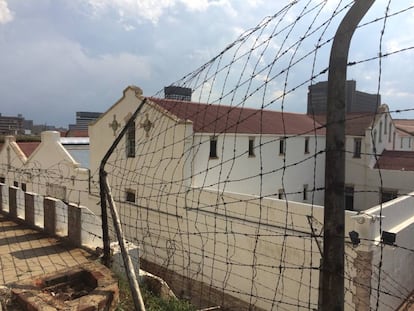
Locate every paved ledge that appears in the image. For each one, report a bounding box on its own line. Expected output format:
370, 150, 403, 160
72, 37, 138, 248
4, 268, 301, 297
0, 213, 93, 286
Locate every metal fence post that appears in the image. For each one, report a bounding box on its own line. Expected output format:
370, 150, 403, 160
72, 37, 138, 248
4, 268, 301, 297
99, 97, 147, 267
323, 1, 374, 310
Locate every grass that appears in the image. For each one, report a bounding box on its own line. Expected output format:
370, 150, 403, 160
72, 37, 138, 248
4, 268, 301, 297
116, 275, 196, 311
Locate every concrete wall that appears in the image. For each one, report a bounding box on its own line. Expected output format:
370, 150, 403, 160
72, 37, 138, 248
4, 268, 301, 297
355, 193, 414, 310
0, 183, 102, 250
106, 177, 361, 310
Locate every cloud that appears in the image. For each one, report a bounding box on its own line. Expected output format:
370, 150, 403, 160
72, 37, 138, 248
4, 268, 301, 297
0, 34, 153, 125
0, 0, 13, 24
82, 0, 231, 24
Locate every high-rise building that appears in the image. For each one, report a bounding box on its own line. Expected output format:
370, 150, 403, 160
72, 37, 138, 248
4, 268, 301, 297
307, 80, 380, 114
164, 86, 192, 101
0, 113, 25, 135
69, 112, 102, 131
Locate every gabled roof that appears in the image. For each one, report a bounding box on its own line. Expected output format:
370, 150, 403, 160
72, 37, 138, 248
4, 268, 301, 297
17, 142, 40, 157
394, 119, 414, 136
0, 141, 39, 158
150, 98, 325, 135
375, 150, 414, 171
312, 112, 376, 136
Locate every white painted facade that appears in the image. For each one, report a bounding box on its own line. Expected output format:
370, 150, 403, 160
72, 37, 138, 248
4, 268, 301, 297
191, 133, 326, 204
88, 86, 326, 207
0, 135, 27, 183
344, 105, 414, 210
0, 131, 89, 205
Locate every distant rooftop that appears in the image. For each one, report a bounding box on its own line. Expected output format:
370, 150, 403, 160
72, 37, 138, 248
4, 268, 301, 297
150, 97, 325, 135
375, 150, 414, 171
394, 119, 414, 135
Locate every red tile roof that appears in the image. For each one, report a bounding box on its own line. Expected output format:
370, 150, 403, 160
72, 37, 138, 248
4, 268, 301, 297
375, 150, 414, 171
150, 98, 325, 135
312, 112, 376, 136
64, 130, 89, 137
394, 119, 414, 135
17, 142, 40, 157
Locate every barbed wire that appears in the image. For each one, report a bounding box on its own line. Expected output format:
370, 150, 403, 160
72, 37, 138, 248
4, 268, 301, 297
1, 0, 414, 310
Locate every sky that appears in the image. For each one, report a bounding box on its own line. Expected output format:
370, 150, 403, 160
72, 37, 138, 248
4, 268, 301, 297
1, 0, 414, 128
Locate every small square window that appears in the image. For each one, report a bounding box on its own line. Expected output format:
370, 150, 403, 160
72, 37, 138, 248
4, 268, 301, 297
21, 183, 27, 192
304, 137, 309, 154
209, 137, 218, 159
303, 184, 308, 201
126, 190, 136, 203
278, 188, 285, 200
248, 138, 255, 157
13, 181, 18, 187
279, 138, 285, 155
0, 176, 6, 184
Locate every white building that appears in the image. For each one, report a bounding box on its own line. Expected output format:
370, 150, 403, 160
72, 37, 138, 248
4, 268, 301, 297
89, 86, 327, 206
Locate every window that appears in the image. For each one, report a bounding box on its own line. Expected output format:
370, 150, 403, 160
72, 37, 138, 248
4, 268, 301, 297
0, 176, 5, 184
372, 130, 377, 153
380, 189, 397, 204
125, 189, 136, 203
400, 137, 404, 149
393, 132, 396, 150
248, 137, 255, 157
384, 115, 388, 134
304, 137, 309, 154
353, 138, 362, 158
303, 184, 308, 201
21, 183, 27, 192
345, 186, 354, 211
388, 123, 392, 142
13, 181, 18, 187
126, 121, 136, 158
209, 137, 218, 158
379, 122, 382, 143
279, 138, 285, 155
278, 189, 285, 200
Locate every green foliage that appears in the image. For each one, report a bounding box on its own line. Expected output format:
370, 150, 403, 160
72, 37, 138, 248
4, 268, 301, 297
0, 135, 41, 143
116, 274, 196, 311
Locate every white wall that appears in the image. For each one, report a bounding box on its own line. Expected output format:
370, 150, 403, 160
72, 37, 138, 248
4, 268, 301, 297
359, 193, 414, 310
0, 136, 27, 186
190, 133, 326, 205
0, 132, 90, 206
343, 107, 414, 211
113, 181, 360, 310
